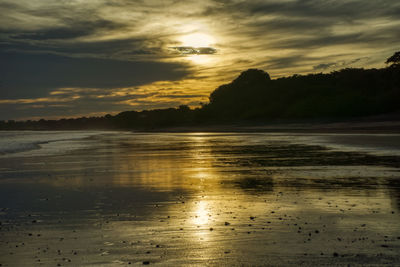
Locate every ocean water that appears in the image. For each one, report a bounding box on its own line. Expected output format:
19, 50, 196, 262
1, 131, 400, 157
0, 131, 106, 157
0, 131, 400, 266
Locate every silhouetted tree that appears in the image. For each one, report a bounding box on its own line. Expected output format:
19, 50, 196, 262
178, 105, 190, 112
386, 51, 400, 67
208, 69, 272, 119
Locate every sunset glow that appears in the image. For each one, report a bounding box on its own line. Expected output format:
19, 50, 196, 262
0, 0, 399, 120
179, 33, 216, 48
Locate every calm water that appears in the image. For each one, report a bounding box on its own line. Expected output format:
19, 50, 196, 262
0, 131, 400, 266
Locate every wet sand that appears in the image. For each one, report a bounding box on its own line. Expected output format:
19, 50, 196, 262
1, 132, 400, 266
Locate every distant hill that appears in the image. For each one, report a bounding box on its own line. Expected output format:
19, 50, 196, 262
1, 63, 399, 130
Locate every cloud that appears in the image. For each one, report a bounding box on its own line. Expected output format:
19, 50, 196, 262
313, 57, 370, 70
313, 63, 337, 71
1, 0, 400, 119
0, 85, 207, 120
170, 46, 217, 55
209, 0, 400, 20
11, 19, 123, 40
0, 51, 190, 99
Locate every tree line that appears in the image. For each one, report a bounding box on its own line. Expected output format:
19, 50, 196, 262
1, 51, 399, 130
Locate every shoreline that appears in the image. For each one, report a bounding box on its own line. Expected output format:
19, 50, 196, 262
1, 120, 400, 134
140, 119, 400, 133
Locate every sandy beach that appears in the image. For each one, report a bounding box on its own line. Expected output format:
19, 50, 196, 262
1, 131, 400, 266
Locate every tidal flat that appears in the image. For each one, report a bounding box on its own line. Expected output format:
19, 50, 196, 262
0, 132, 400, 266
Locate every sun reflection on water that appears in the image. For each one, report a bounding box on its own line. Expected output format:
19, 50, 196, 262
192, 200, 210, 226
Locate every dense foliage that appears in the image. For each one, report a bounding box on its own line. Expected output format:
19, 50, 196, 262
203, 66, 400, 121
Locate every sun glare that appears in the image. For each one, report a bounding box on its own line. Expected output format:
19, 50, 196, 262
186, 55, 214, 64
180, 33, 215, 48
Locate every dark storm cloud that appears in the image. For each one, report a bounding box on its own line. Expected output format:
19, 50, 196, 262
0, 51, 189, 99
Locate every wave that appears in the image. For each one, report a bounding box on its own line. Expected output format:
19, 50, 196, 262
0, 140, 43, 155
0, 131, 104, 157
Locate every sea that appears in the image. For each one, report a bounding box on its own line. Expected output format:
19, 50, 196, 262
1, 130, 400, 158
1, 131, 400, 265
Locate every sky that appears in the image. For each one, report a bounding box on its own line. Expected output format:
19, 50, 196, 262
1, 0, 399, 120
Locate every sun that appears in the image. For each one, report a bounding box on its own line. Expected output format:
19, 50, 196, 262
180, 33, 215, 48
